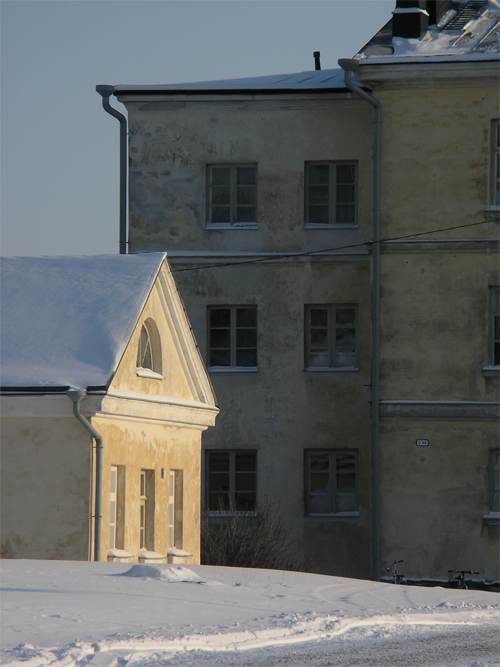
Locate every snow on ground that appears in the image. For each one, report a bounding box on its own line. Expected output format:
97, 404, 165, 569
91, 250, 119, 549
1, 561, 499, 667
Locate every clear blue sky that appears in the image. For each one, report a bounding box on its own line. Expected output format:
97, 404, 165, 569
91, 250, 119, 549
1, 0, 393, 256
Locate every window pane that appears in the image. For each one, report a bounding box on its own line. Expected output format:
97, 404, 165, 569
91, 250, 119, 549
336, 164, 355, 184
110, 469, 117, 493
210, 309, 231, 328
311, 309, 328, 327
236, 348, 257, 367
308, 164, 329, 184
237, 308, 257, 327
336, 184, 355, 204
309, 185, 329, 204
109, 525, 115, 549
310, 473, 329, 491
235, 473, 256, 492
210, 349, 231, 366
311, 329, 328, 347
235, 493, 256, 512
211, 207, 231, 223
237, 167, 256, 185
208, 452, 230, 472
235, 453, 256, 472
211, 167, 230, 186
337, 309, 356, 326
310, 452, 329, 472
336, 328, 355, 347
309, 206, 330, 224
236, 328, 257, 347
335, 348, 356, 367
237, 188, 256, 205
209, 492, 230, 511
208, 473, 230, 493
308, 494, 331, 513
336, 204, 355, 224
211, 329, 231, 349
212, 186, 231, 206
236, 206, 256, 222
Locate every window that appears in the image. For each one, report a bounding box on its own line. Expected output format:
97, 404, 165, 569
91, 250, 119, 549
169, 470, 183, 549
489, 450, 499, 513
206, 450, 257, 513
136, 319, 162, 377
304, 450, 358, 515
305, 162, 357, 226
140, 469, 155, 550
305, 305, 357, 369
109, 465, 125, 550
491, 287, 499, 366
492, 120, 500, 207
208, 306, 257, 369
207, 164, 257, 226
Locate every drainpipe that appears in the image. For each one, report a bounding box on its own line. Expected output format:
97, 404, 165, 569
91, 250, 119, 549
338, 58, 382, 581
67, 390, 103, 562
96, 85, 128, 255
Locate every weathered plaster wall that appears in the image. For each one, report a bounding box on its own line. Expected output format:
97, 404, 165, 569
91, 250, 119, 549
1, 413, 91, 560
379, 420, 499, 582
124, 95, 373, 255
176, 258, 372, 578
378, 85, 499, 240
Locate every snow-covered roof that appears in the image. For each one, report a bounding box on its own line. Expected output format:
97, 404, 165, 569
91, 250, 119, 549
1, 253, 166, 390
114, 69, 346, 95
357, 0, 499, 63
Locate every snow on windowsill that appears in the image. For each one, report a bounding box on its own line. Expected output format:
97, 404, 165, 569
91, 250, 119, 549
481, 366, 500, 377
208, 367, 258, 373
107, 549, 134, 559
482, 512, 499, 526
136, 368, 164, 380
305, 366, 359, 372
138, 548, 166, 560
304, 223, 358, 230
206, 223, 258, 230
167, 548, 193, 557
209, 511, 258, 518
305, 511, 360, 518
485, 206, 500, 220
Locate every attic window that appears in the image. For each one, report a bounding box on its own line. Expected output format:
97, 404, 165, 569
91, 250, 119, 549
136, 319, 163, 379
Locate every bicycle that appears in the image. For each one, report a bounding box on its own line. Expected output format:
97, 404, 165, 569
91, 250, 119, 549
386, 559, 405, 584
448, 569, 480, 590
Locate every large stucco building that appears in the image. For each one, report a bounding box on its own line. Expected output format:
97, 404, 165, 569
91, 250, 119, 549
1, 254, 218, 563
98, 0, 499, 582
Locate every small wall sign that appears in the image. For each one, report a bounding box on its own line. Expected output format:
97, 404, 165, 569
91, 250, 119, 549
416, 439, 429, 447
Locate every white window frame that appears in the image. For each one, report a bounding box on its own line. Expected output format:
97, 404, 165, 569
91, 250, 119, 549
140, 469, 155, 551
109, 466, 118, 550
305, 161, 358, 228
304, 449, 359, 517
305, 304, 358, 371
206, 164, 258, 228
168, 470, 184, 549
208, 306, 258, 371
206, 450, 257, 515
492, 120, 500, 207
136, 319, 163, 379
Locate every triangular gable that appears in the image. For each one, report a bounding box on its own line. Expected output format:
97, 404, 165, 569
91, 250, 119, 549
0, 254, 165, 390
108, 258, 217, 409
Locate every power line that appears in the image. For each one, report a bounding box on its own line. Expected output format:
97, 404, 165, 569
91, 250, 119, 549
171, 219, 496, 273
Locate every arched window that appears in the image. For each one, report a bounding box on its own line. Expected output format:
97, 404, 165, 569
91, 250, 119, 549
136, 319, 162, 376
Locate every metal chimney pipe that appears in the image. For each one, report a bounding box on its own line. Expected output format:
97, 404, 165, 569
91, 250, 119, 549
313, 51, 321, 70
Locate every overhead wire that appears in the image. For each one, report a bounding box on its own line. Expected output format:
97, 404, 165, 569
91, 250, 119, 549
170, 218, 496, 273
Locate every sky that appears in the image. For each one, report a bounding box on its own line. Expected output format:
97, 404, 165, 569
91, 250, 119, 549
1, 0, 393, 257
2, 560, 499, 666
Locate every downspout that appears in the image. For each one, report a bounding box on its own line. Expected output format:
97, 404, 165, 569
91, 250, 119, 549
67, 390, 103, 562
338, 58, 382, 581
96, 85, 128, 255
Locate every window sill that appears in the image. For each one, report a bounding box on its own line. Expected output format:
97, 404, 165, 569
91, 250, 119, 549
136, 368, 164, 380
482, 366, 500, 377
206, 223, 258, 230
484, 207, 500, 220
138, 548, 166, 560
209, 511, 257, 517
483, 512, 499, 526
209, 366, 258, 373
305, 511, 360, 518
305, 366, 359, 372
304, 223, 358, 230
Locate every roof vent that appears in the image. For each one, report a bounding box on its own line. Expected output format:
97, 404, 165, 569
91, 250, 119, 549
392, 1, 429, 39
313, 51, 321, 70
441, 0, 488, 31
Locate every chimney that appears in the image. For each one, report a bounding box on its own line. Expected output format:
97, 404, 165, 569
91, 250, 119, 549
392, 0, 429, 39
313, 51, 321, 71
